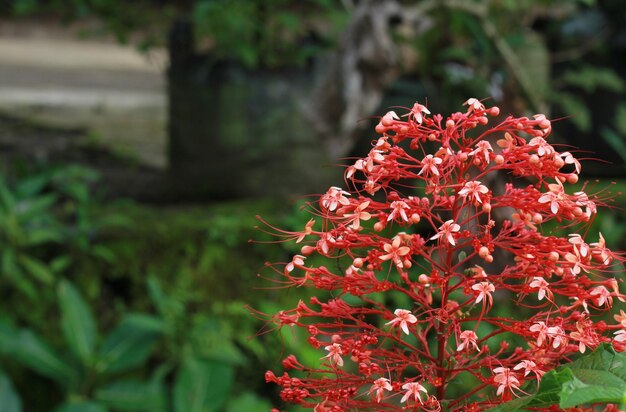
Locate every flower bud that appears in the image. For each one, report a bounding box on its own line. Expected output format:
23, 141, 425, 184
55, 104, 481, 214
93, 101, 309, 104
446, 119, 455, 128
482, 203, 492, 213
554, 157, 565, 168
495, 154, 504, 165
567, 174, 578, 184
374, 222, 385, 232
410, 213, 421, 223
549, 251, 559, 262
489, 106, 500, 116
418, 274, 431, 285
301, 245, 315, 255
353, 258, 364, 268
479, 246, 490, 258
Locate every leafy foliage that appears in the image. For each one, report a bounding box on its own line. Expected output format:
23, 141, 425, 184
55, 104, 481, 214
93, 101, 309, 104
192, 0, 347, 68
0, 278, 164, 411
0, 164, 301, 410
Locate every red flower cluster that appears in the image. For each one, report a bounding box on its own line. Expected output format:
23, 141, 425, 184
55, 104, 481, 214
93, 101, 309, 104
257, 99, 626, 411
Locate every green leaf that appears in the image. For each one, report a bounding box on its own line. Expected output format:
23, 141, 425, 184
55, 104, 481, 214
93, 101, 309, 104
531, 368, 575, 407
95, 379, 166, 411
15, 194, 58, 222
2, 329, 77, 387
601, 128, 626, 164
457, 251, 467, 263
2, 250, 36, 299
562, 65, 625, 93
226, 392, 272, 412
560, 376, 625, 408
0, 319, 16, 354
555, 92, 592, 132
559, 343, 626, 408
50, 255, 72, 274
146, 277, 169, 318
58, 279, 97, 363
490, 344, 626, 411
22, 228, 64, 246
18, 254, 54, 284
0, 178, 16, 210
14, 174, 48, 197
173, 357, 234, 412
485, 396, 531, 412
54, 401, 108, 412
0, 369, 22, 412
97, 314, 164, 375
615, 103, 626, 136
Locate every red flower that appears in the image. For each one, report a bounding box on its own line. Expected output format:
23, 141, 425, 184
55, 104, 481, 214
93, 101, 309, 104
255, 99, 625, 411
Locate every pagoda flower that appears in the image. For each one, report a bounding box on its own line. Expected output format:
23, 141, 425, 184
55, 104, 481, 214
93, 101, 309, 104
322, 343, 343, 367
379, 236, 411, 269
529, 321, 550, 347
418, 154, 443, 177
258, 99, 626, 410
285, 255, 306, 275
344, 201, 371, 230
564, 250, 584, 276
538, 181, 566, 214
607, 279, 625, 302
472, 281, 495, 307
388, 200, 411, 222
560, 151, 581, 173
492, 367, 521, 396
568, 234, 590, 257
469, 140, 493, 163
380, 110, 400, 126
458, 180, 489, 204
400, 381, 428, 404
497, 131, 516, 151
529, 277, 553, 301
569, 320, 600, 353
407, 102, 431, 124
386, 308, 417, 335
591, 233, 613, 265
589, 285, 612, 308
430, 219, 461, 246
533, 113, 552, 135
464, 97, 485, 112
573, 190, 597, 218
295, 219, 315, 243
513, 360, 545, 381
456, 330, 479, 352
529, 136, 554, 157
546, 325, 568, 349
320, 187, 350, 211
369, 378, 392, 403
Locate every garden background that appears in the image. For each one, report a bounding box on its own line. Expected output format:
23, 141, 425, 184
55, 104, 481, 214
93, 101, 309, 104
0, 0, 625, 411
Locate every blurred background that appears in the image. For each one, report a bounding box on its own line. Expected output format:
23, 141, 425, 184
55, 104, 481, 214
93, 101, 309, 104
0, 0, 625, 411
